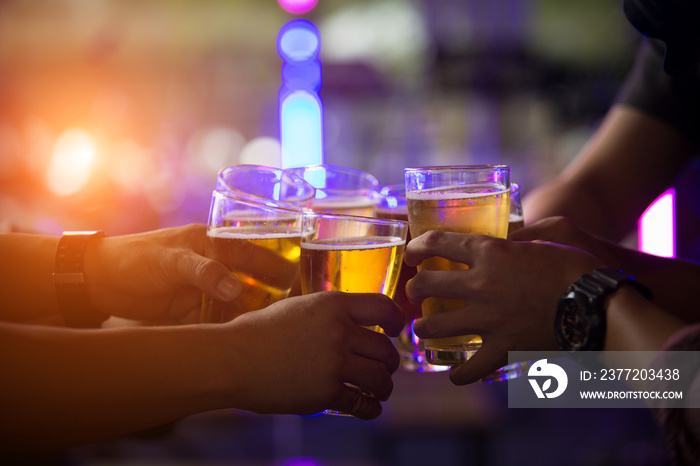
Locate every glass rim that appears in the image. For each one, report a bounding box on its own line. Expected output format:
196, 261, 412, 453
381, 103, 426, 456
212, 189, 305, 216
216, 164, 316, 205
289, 163, 378, 178
287, 163, 380, 189
404, 164, 511, 173
301, 210, 408, 228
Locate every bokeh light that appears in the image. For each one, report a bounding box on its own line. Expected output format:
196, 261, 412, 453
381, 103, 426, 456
278, 20, 321, 63
277, 0, 318, 16
278, 19, 324, 168
45, 128, 96, 197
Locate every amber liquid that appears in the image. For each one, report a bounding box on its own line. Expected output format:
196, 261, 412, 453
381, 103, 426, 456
407, 184, 510, 365
201, 227, 302, 323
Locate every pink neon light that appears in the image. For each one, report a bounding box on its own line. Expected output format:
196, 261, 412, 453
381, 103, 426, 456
277, 0, 318, 15
639, 188, 676, 258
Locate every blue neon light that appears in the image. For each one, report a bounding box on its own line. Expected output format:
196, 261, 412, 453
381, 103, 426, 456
280, 91, 323, 168
278, 21, 320, 62
278, 19, 324, 168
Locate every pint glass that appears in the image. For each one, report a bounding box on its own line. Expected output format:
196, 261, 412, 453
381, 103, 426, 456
287, 164, 381, 216
480, 181, 531, 382
404, 165, 511, 366
508, 182, 524, 234
216, 164, 316, 209
300, 211, 408, 416
376, 184, 446, 373
200, 191, 304, 323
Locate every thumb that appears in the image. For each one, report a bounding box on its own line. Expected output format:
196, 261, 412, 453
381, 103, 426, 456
333, 386, 382, 420
174, 251, 242, 302
449, 343, 508, 386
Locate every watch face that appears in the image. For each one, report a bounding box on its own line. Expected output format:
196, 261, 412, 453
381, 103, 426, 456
556, 292, 593, 351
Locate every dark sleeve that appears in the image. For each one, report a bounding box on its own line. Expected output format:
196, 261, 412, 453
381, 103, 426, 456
615, 38, 700, 151
655, 324, 700, 466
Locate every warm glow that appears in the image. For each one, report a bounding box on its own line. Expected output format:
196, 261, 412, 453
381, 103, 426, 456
639, 188, 676, 258
46, 128, 96, 196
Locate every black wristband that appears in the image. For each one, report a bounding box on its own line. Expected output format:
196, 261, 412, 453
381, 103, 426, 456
54, 231, 109, 328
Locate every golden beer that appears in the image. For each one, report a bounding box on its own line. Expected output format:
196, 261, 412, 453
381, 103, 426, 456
300, 236, 405, 297
407, 184, 510, 365
508, 213, 525, 234
201, 226, 302, 323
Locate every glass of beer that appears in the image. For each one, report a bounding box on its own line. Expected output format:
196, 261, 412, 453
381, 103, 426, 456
404, 165, 511, 366
300, 211, 408, 415
480, 181, 532, 382
377, 184, 447, 373
200, 190, 304, 324
287, 164, 381, 216
216, 164, 316, 209
508, 182, 524, 234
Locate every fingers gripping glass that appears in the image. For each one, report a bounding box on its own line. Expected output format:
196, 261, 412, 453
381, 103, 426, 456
300, 211, 408, 415
404, 165, 511, 367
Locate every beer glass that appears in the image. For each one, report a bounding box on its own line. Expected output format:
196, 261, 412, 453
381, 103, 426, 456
200, 190, 304, 323
300, 211, 408, 415
377, 184, 447, 373
287, 164, 381, 216
508, 182, 524, 234
480, 181, 532, 382
404, 165, 511, 366
216, 164, 316, 209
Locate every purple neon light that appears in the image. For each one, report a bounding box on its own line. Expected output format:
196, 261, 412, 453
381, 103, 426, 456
638, 188, 676, 258
277, 0, 318, 15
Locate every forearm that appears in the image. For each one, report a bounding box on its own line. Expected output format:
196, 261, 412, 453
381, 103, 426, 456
0, 234, 60, 322
596, 241, 700, 323
0, 323, 231, 451
604, 286, 684, 352
525, 105, 693, 241
524, 177, 620, 239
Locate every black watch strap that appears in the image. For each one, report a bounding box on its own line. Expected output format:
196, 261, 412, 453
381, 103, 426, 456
556, 268, 653, 352
54, 231, 109, 328
589, 268, 653, 301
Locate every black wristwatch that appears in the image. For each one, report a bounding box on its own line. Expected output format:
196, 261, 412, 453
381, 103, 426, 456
54, 231, 109, 328
554, 268, 653, 352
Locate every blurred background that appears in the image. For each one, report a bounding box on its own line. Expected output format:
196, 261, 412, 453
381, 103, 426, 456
0, 0, 639, 235
0, 0, 673, 465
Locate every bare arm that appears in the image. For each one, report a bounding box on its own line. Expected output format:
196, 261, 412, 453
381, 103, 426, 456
404, 231, 686, 384
0, 292, 404, 451
0, 225, 240, 325
603, 286, 684, 352
524, 105, 694, 241
511, 217, 700, 324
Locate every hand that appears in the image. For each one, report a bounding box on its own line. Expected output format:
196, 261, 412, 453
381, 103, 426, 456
85, 224, 241, 324
404, 230, 604, 385
222, 292, 404, 420
510, 216, 622, 268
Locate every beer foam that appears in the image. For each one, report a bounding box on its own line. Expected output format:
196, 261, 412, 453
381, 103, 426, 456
302, 236, 405, 250
406, 184, 509, 200
207, 227, 300, 239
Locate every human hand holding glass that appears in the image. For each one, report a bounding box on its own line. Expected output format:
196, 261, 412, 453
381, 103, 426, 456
404, 231, 604, 384
404, 165, 511, 366
300, 211, 408, 415
200, 191, 303, 323
376, 184, 447, 373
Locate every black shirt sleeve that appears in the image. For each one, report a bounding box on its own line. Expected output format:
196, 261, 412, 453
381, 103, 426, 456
615, 38, 700, 151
